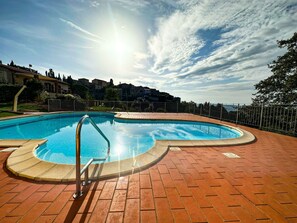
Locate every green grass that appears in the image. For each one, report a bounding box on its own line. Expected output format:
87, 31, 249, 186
0, 111, 20, 118
89, 106, 115, 112
0, 103, 46, 112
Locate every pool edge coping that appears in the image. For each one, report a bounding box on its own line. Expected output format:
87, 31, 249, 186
2, 112, 255, 182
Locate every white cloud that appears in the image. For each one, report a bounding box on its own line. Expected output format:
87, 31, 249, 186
145, 0, 297, 103
110, 0, 150, 13
89, 1, 100, 7
133, 52, 149, 69
148, 10, 204, 74
59, 18, 103, 42
2, 0, 295, 104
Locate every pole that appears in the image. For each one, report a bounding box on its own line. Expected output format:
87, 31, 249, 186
259, 103, 264, 129
220, 104, 223, 120
236, 104, 239, 124
74, 117, 83, 199
13, 85, 26, 112
293, 108, 297, 135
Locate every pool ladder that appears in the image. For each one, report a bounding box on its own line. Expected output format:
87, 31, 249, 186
73, 115, 110, 199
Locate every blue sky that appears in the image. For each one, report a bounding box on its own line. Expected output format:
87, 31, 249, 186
0, 0, 296, 103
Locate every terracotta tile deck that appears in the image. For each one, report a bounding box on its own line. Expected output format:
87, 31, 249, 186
1, 113, 297, 222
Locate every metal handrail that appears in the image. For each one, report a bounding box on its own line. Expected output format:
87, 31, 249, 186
73, 114, 110, 199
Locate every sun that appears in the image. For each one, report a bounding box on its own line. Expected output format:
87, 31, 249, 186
93, 21, 144, 73
101, 35, 133, 69
113, 39, 129, 58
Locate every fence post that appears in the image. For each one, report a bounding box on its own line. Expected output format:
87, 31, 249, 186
200, 105, 202, 115
259, 103, 264, 129
164, 102, 167, 112
48, 99, 50, 112
177, 102, 178, 113
208, 104, 211, 117
293, 107, 297, 135
220, 103, 223, 120
236, 104, 239, 124
73, 100, 76, 111
59, 99, 62, 111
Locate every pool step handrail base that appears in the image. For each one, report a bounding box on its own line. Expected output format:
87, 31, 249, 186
74, 114, 110, 199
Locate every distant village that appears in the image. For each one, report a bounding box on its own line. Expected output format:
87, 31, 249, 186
0, 60, 180, 103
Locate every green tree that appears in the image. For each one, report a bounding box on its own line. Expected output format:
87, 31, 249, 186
72, 83, 91, 99
253, 32, 297, 104
104, 87, 119, 101
66, 75, 73, 85
109, 78, 114, 87
48, 68, 55, 78
23, 79, 43, 101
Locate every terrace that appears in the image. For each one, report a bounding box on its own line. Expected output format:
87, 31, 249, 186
0, 113, 297, 222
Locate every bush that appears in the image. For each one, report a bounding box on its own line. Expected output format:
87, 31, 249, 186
21, 79, 43, 101
38, 91, 50, 103
56, 93, 82, 102
0, 85, 22, 102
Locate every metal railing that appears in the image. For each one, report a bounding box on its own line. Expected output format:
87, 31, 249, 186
198, 103, 297, 136
73, 114, 110, 199
47, 99, 297, 137
48, 99, 86, 112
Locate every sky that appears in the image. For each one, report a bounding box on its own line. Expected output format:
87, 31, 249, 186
0, 0, 296, 104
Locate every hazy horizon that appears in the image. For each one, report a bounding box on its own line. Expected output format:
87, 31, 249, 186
0, 0, 296, 103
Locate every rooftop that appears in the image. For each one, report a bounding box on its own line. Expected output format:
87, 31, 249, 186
0, 113, 297, 222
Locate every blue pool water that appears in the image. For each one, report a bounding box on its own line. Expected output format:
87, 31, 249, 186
0, 112, 241, 164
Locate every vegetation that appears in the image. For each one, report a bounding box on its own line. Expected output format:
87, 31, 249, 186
0, 85, 22, 102
71, 83, 91, 99
0, 79, 43, 102
89, 105, 118, 112
0, 103, 46, 112
8, 60, 39, 74
22, 79, 43, 101
253, 32, 297, 104
104, 87, 120, 101
0, 111, 20, 118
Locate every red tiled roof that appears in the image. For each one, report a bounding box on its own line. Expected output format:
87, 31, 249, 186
1, 64, 69, 85
0, 64, 38, 75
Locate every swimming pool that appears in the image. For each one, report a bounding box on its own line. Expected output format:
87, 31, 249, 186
0, 112, 241, 164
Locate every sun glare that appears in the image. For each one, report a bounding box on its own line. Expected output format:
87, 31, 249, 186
90, 11, 145, 74
113, 39, 129, 58
100, 32, 136, 72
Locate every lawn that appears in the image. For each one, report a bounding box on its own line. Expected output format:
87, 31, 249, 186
0, 103, 47, 112
0, 111, 20, 118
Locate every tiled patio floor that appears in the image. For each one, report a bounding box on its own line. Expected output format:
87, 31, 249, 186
1, 113, 297, 222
